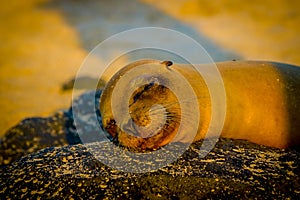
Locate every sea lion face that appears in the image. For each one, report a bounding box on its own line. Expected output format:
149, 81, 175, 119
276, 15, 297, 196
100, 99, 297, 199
100, 61, 182, 151
103, 81, 181, 151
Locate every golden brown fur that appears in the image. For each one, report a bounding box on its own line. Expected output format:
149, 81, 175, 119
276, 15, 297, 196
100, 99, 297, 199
100, 60, 300, 150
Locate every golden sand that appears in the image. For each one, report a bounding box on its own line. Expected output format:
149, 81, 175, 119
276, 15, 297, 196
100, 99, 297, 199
1, 0, 299, 136
0, 0, 86, 135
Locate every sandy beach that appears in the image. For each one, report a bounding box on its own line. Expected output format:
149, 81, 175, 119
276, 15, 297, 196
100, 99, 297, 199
1, 0, 299, 136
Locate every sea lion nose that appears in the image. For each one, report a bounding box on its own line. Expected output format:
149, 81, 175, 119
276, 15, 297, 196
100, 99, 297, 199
105, 119, 117, 137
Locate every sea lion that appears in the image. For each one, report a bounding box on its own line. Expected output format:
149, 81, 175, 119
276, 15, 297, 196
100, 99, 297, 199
100, 60, 300, 150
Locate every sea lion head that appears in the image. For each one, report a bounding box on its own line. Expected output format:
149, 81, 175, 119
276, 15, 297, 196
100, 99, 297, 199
100, 60, 184, 151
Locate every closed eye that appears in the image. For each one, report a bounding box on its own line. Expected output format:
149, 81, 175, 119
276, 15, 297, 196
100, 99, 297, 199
143, 81, 155, 91
132, 82, 155, 105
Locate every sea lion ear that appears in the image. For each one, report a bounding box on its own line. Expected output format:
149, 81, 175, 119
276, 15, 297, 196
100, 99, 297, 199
160, 61, 173, 69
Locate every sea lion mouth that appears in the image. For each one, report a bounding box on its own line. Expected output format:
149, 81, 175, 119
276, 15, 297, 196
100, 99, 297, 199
119, 118, 147, 138
122, 114, 165, 139
117, 111, 180, 150
104, 110, 180, 151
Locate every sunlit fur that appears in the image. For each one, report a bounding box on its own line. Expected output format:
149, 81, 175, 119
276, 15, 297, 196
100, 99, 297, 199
100, 60, 300, 150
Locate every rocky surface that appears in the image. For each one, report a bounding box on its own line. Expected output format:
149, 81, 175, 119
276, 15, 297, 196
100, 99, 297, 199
1, 139, 299, 199
0, 112, 72, 166
0, 90, 299, 199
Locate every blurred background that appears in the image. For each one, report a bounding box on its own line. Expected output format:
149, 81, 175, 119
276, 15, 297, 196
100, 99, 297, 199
1, 0, 299, 136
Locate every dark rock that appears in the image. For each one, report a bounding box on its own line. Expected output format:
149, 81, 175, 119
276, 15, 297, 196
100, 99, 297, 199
0, 139, 299, 199
0, 112, 73, 166
0, 90, 103, 167
0, 90, 299, 199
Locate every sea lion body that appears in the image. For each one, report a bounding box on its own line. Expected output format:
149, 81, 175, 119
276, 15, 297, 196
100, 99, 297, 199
100, 60, 300, 150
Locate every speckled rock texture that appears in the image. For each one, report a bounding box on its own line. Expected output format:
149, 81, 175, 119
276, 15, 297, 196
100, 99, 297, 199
0, 91, 299, 199
0, 112, 76, 166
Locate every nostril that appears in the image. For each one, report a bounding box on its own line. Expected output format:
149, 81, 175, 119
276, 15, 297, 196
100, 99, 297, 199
109, 119, 116, 125
105, 119, 117, 137
106, 119, 116, 127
